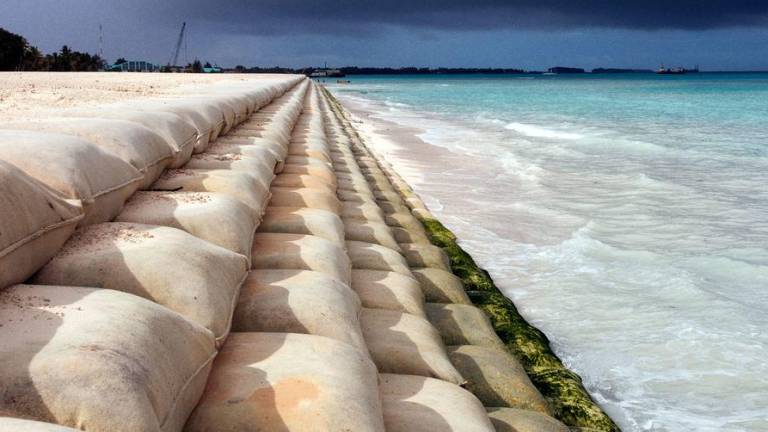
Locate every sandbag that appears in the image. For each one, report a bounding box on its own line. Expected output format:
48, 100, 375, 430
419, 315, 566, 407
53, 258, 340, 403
285, 155, 332, 170
341, 201, 386, 223
345, 220, 402, 252
361, 308, 464, 384
412, 268, 472, 304
486, 408, 569, 432
347, 241, 412, 276
133, 98, 225, 150
184, 152, 276, 181
0, 284, 216, 432
379, 374, 495, 432
210, 136, 287, 161
116, 192, 257, 261
400, 242, 452, 271
268, 187, 341, 214
33, 223, 248, 344
425, 303, 506, 350
0, 162, 83, 290
448, 345, 549, 412
0, 131, 141, 226
185, 332, 385, 432
259, 207, 345, 245
338, 188, 377, 204
1, 118, 175, 189
271, 173, 336, 192
0, 418, 79, 431
232, 270, 366, 352
281, 163, 337, 186
287, 143, 331, 163
61, 108, 198, 168
352, 270, 426, 317
251, 233, 351, 285
391, 226, 431, 244
152, 169, 271, 217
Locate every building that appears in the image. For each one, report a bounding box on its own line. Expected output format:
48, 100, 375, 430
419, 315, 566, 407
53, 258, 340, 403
106, 60, 160, 72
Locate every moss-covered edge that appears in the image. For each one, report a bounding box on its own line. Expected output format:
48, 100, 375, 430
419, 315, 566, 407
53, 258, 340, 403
418, 218, 620, 431
320, 86, 620, 431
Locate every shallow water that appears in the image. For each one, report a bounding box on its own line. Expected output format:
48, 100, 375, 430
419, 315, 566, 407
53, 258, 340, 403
329, 73, 768, 432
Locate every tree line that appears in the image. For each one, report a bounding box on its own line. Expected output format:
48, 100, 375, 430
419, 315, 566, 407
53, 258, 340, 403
1, 27, 105, 71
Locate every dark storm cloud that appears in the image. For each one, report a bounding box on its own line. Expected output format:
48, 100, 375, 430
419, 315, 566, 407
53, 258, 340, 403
147, 0, 768, 34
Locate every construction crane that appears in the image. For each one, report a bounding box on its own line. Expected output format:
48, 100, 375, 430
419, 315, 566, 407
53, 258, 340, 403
167, 22, 186, 68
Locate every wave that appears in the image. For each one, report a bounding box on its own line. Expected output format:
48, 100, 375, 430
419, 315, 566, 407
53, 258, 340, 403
505, 122, 584, 140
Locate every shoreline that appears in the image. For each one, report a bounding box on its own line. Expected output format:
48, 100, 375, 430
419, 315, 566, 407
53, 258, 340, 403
324, 88, 620, 430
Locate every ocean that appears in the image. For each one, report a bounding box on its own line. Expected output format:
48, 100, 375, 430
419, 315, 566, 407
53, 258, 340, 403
327, 73, 768, 432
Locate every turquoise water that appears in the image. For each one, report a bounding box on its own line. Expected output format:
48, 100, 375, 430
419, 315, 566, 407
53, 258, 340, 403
329, 73, 768, 432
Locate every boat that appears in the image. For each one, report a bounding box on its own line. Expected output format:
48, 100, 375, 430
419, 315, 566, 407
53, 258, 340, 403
656, 64, 699, 75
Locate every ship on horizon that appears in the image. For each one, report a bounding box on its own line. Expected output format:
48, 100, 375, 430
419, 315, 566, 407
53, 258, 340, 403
656, 64, 699, 74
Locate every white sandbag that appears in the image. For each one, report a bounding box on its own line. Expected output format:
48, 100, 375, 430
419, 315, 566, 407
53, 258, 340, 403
345, 220, 402, 252
271, 173, 336, 192
285, 155, 333, 170
259, 207, 345, 245
448, 345, 549, 413
211, 136, 287, 161
133, 98, 225, 149
281, 163, 337, 186
185, 332, 385, 432
391, 226, 431, 244
361, 308, 464, 384
425, 303, 506, 350
268, 187, 341, 214
61, 108, 198, 168
412, 268, 472, 304
1, 118, 175, 189
379, 374, 495, 432
33, 223, 248, 344
341, 201, 386, 223
338, 189, 378, 205
116, 192, 257, 261
0, 418, 80, 431
486, 408, 569, 432
287, 143, 331, 163
0, 284, 216, 432
347, 241, 412, 276
0, 130, 142, 226
152, 169, 271, 217
352, 270, 426, 317
0, 162, 83, 290
400, 242, 452, 271
232, 269, 366, 352
184, 152, 277, 181
251, 233, 351, 285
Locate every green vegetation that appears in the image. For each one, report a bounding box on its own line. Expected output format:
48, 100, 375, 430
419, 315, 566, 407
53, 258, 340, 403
1, 27, 105, 71
419, 216, 620, 431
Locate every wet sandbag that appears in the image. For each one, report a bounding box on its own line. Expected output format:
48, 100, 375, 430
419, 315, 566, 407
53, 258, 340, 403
352, 270, 426, 317
361, 308, 464, 384
412, 268, 472, 304
251, 233, 351, 284
62, 108, 198, 168
486, 408, 569, 432
341, 201, 386, 223
33, 223, 248, 344
400, 242, 452, 271
116, 192, 257, 261
0, 163, 83, 290
347, 241, 412, 276
2, 118, 175, 189
345, 220, 402, 252
281, 163, 337, 186
0, 284, 216, 432
448, 345, 549, 412
0, 418, 80, 431
379, 374, 495, 432
269, 187, 341, 214
425, 303, 506, 350
232, 270, 366, 352
152, 169, 271, 217
271, 173, 336, 192
0, 131, 142, 226
185, 332, 385, 432
259, 207, 345, 245
184, 152, 277, 181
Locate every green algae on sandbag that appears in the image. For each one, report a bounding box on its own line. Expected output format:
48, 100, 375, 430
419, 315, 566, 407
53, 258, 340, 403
418, 216, 620, 432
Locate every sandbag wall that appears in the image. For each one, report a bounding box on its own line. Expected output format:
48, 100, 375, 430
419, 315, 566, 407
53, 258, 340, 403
0, 75, 307, 431
320, 87, 572, 432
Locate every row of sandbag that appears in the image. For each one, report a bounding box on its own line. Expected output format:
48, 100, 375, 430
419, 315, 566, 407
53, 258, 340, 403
0, 75, 305, 290
181, 82, 387, 431
0, 78, 312, 431
324, 89, 571, 432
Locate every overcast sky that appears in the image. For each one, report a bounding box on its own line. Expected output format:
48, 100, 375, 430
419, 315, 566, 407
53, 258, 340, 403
1, 0, 767, 70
